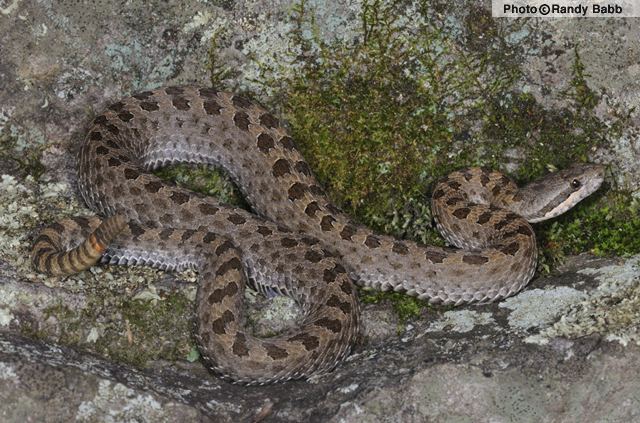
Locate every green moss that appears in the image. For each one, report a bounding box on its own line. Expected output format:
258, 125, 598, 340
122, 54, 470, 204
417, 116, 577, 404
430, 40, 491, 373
154, 164, 245, 207
0, 130, 45, 180
37, 287, 194, 368
360, 290, 429, 322
539, 191, 640, 269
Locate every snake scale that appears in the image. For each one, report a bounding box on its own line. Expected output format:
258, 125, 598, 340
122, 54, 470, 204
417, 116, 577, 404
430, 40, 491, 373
31, 86, 605, 384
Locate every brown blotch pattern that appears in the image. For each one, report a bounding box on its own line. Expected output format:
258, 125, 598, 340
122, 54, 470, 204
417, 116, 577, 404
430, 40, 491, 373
203, 100, 221, 115
170, 191, 190, 205
500, 242, 520, 256
425, 250, 447, 263
172, 97, 191, 111
233, 112, 250, 130
364, 235, 380, 248
198, 203, 219, 215
216, 257, 242, 276
453, 208, 471, 219
264, 343, 289, 360
320, 215, 336, 231
227, 213, 246, 225
305, 250, 323, 263
304, 202, 321, 217
462, 254, 489, 265
315, 317, 342, 334
392, 242, 409, 255
340, 225, 357, 241
259, 113, 279, 128
257, 133, 275, 153
279, 136, 295, 150
288, 183, 306, 200
272, 159, 291, 177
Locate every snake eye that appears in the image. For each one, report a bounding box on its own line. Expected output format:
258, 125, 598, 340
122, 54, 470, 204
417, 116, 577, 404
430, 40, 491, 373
571, 179, 581, 189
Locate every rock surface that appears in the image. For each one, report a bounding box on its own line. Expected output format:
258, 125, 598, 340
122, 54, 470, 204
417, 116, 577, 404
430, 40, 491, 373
0, 0, 639, 422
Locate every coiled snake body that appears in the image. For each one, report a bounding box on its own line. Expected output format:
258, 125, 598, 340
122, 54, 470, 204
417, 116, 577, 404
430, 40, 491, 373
32, 86, 604, 384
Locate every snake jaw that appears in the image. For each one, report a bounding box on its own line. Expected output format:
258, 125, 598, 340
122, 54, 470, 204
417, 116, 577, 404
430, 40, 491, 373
525, 164, 605, 223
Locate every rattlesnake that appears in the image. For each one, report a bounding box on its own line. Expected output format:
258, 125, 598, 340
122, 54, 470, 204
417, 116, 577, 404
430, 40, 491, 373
31, 86, 605, 384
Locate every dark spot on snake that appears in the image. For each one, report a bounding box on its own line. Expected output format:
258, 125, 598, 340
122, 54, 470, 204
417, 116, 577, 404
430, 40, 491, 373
259, 112, 279, 128
118, 155, 130, 163
462, 254, 489, 265
232, 333, 249, 356
129, 187, 142, 197
294, 161, 311, 176
227, 213, 246, 225
198, 203, 219, 215
505, 212, 519, 221
170, 191, 190, 205
34, 234, 54, 247
281, 237, 298, 248
105, 124, 120, 135
492, 185, 502, 196
198, 87, 218, 98
256, 226, 272, 236
393, 242, 409, 255
288, 333, 319, 351
95, 146, 109, 155
279, 136, 295, 150
308, 185, 323, 196
124, 168, 139, 180
447, 180, 461, 190
165, 87, 184, 95
272, 159, 291, 177
264, 343, 289, 360
139, 101, 159, 112
144, 181, 163, 193
159, 228, 174, 240
323, 268, 337, 282
453, 208, 471, 219
463, 171, 473, 181
425, 250, 447, 263
203, 100, 221, 115
340, 225, 357, 241
128, 222, 145, 238
118, 111, 135, 122
477, 212, 492, 224
256, 133, 275, 153
364, 235, 380, 248
320, 215, 336, 231
494, 219, 509, 230
288, 183, 306, 200
446, 197, 463, 206
215, 240, 234, 255
203, 232, 217, 243
233, 111, 250, 130
305, 250, 323, 263
232, 95, 253, 109
93, 115, 108, 125
133, 91, 153, 100
315, 317, 342, 334
181, 229, 196, 241
340, 279, 352, 295
211, 310, 235, 334
107, 157, 121, 167
208, 281, 239, 304
108, 102, 124, 112
301, 236, 319, 246
517, 224, 533, 236
500, 242, 520, 256
172, 96, 191, 111
433, 189, 445, 199
106, 139, 119, 149
480, 174, 490, 186
327, 295, 352, 314
304, 202, 321, 217
89, 131, 102, 141
216, 257, 242, 276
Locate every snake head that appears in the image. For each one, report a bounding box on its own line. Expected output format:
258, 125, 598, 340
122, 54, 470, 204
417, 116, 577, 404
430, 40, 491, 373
522, 163, 605, 223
